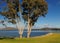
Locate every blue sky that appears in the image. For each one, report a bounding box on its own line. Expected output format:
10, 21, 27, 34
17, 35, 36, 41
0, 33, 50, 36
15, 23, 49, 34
0, 0, 60, 28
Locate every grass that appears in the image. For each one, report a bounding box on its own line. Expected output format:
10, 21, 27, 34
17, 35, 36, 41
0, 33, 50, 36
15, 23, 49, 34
0, 33, 60, 43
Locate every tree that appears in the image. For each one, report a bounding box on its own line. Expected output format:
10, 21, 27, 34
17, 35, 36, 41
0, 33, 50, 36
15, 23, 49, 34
0, 0, 48, 38
0, 0, 24, 38
21, 0, 48, 38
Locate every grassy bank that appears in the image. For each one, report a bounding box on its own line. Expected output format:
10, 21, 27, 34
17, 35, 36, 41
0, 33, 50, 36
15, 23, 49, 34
0, 33, 60, 43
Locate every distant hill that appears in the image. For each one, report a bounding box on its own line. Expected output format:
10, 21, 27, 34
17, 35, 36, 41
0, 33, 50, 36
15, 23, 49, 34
31, 28, 60, 31
0, 27, 17, 31
0, 27, 60, 31
42, 28, 60, 30
40, 28, 60, 30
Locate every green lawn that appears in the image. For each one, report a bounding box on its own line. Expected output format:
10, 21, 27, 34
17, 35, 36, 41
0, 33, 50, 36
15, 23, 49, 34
0, 33, 60, 43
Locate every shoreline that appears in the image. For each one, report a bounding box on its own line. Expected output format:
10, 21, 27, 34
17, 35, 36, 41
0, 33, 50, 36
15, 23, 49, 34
32, 33, 53, 38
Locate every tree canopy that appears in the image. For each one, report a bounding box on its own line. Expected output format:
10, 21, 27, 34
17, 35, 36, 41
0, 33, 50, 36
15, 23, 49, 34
22, 0, 48, 26
0, 0, 20, 24
0, 0, 48, 25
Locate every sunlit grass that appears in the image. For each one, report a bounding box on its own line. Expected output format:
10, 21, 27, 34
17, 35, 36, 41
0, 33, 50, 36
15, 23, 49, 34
0, 33, 60, 43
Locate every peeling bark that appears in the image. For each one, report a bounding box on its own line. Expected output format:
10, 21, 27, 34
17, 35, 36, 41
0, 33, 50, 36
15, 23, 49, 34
16, 22, 24, 38
27, 18, 32, 38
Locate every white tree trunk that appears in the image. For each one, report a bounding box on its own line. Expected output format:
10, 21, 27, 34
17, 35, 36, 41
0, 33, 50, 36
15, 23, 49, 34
16, 18, 24, 38
27, 19, 32, 38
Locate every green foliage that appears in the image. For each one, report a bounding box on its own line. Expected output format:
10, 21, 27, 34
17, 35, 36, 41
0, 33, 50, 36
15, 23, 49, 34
0, 0, 20, 24
0, 0, 48, 25
22, 0, 48, 26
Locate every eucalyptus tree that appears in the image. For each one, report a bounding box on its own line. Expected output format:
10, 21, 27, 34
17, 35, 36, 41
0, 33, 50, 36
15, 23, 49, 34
0, 0, 48, 38
21, 0, 48, 38
0, 0, 24, 38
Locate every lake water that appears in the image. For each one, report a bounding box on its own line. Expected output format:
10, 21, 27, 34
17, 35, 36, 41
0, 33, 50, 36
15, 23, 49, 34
0, 30, 49, 37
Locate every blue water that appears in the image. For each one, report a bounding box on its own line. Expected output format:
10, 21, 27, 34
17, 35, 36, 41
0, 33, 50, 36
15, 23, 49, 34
0, 30, 49, 37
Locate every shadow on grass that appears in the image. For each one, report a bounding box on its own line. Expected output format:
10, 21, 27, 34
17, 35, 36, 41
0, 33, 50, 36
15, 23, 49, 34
0, 37, 14, 40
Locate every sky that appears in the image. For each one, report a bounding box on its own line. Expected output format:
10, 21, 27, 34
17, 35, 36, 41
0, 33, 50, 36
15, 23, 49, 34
34, 0, 60, 28
0, 0, 60, 29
